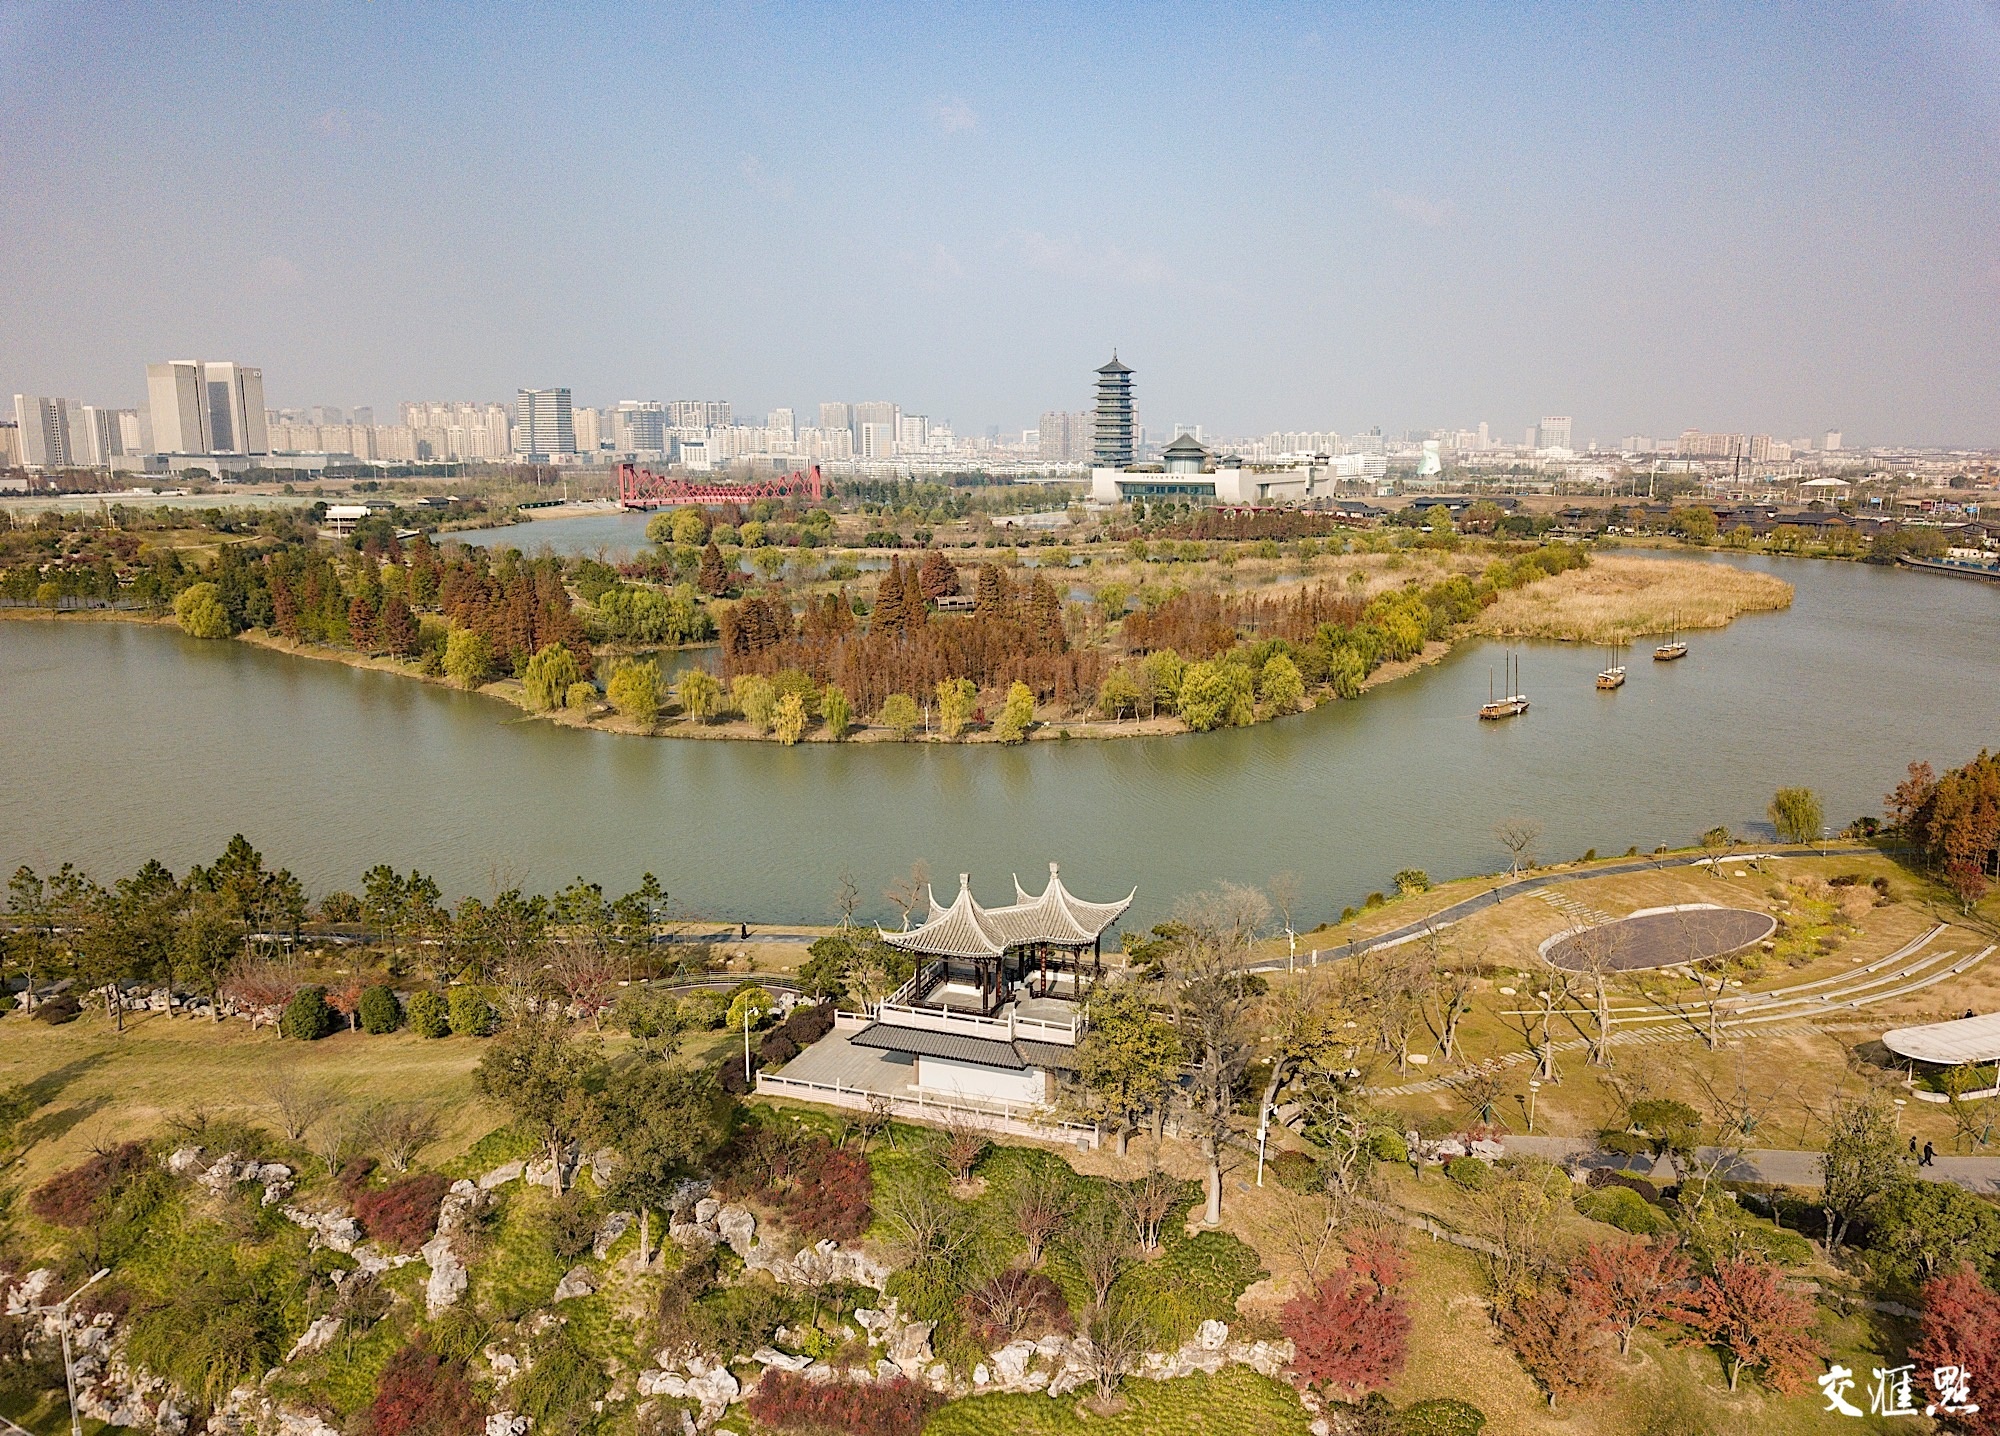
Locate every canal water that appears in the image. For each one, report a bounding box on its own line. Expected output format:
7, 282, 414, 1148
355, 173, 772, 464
1, 555, 1993, 928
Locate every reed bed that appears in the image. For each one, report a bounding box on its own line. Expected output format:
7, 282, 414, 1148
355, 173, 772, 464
1473, 555, 1792, 644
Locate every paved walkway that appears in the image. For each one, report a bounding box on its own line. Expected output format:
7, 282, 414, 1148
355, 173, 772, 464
1501, 1135, 2000, 1194
1248, 845, 1886, 974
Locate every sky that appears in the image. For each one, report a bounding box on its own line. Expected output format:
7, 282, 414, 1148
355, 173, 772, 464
3, 1, 1999, 447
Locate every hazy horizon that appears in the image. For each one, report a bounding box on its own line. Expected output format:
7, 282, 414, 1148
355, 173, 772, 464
5, 1, 1999, 448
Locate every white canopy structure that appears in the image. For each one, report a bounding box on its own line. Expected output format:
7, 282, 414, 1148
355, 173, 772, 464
1883, 1012, 2000, 1065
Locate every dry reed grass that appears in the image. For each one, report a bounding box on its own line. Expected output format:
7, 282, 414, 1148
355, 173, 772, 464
1473, 555, 1792, 644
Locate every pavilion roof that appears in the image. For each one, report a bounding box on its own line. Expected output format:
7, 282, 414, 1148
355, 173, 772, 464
881, 865, 1134, 959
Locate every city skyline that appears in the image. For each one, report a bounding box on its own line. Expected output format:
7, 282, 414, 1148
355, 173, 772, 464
4, 4, 1998, 445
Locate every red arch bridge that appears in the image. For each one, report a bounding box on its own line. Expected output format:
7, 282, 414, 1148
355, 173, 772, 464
615, 462, 826, 510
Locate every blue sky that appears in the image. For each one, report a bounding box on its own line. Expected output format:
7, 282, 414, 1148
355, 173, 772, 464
4, 1, 1998, 445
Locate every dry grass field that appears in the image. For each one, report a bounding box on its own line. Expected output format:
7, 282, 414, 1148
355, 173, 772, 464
1474, 554, 1793, 643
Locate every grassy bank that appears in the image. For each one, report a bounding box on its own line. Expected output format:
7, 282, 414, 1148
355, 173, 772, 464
1473, 554, 1793, 644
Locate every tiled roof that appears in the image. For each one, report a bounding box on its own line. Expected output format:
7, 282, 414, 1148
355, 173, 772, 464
849, 1022, 1027, 1069
882, 865, 1133, 959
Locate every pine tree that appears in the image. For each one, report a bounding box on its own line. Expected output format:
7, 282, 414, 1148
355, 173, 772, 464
698, 541, 730, 596
348, 593, 378, 653
872, 556, 906, 636
918, 549, 959, 600
901, 562, 925, 635
381, 594, 420, 657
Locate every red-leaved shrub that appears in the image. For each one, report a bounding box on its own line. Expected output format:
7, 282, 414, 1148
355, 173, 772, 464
28, 1142, 152, 1228
370, 1341, 484, 1436
352, 1173, 449, 1253
961, 1268, 1073, 1345
745, 1372, 940, 1436
1282, 1231, 1412, 1403
1914, 1264, 2000, 1436
784, 1145, 873, 1242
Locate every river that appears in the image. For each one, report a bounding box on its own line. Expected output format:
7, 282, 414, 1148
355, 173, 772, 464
0, 554, 1993, 929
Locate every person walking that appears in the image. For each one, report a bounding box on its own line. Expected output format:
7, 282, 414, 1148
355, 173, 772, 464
1910, 1136, 1919, 1159
1922, 1141, 1937, 1168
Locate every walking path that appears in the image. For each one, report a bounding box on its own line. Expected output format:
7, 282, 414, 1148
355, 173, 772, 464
1245, 845, 1886, 974
1501, 1135, 2000, 1195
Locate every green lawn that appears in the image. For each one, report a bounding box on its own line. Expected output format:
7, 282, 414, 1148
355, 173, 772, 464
923, 1368, 1313, 1436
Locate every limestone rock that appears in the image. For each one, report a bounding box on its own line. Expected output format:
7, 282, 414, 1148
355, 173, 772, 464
592, 1211, 633, 1260
485, 1414, 527, 1436
553, 1265, 597, 1302
286, 1315, 343, 1361
692, 1197, 722, 1225
1195, 1319, 1229, 1350
714, 1204, 756, 1258
4, 1269, 56, 1313
750, 1347, 813, 1372
668, 1222, 717, 1253
167, 1147, 206, 1177
281, 1206, 363, 1253
479, 1161, 525, 1190
422, 1234, 468, 1318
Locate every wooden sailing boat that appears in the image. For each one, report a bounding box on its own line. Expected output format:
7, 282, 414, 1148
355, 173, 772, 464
1654, 612, 1689, 662
1480, 652, 1529, 719
1596, 644, 1627, 690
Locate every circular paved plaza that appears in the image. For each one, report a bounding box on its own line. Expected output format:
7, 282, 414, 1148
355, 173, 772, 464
1543, 906, 1777, 972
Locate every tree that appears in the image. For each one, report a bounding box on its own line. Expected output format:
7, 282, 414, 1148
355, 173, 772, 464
606, 658, 662, 724
917, 549, 959, 601
1065, 1200, 1132, 1314
173, 581, 230, 638
1502, 1284, 1606, 1408
1007, 1162, 1077, 1266
821, 685, 852, 739
994, 681, 1035, 743
733, 673, 777, 730
676, 668, 722, 721
697, 541, 730, 595
668, 508, 709, 547
173, 892, 242, 1020
443, 628, 492, 688
1819, 1091, 1913, 1250
1168, 894, 1258, 1224
380, 594, 420, 656
934, 677, 976, 738
1769, 787, 1823, 845
1568, 1237, 1690, 1357
1873, 1179, 2000, 1288
1259, 653, 1305, 714
596, 1060, 721, 1266
521, 644, 582, 712
1670, 506, 1718, 544
1268, 870, 1303, 959
772, 691, 808, 745
1282, 1232, 1411, 1404
1494, 818, 1542, 876
1698, 825, 1736, 874
1177, 660, 1253, 731
1913, 1265, 2000, 1436
1672, 1253, 1823, 1392
1074, 985, 1182, 1155
882, 861, 931, 931
263, 1066, 340, 1142
281, 986, 339, 1041
881, 693, 920, 740
1096, 665, 1142, 720
474, 1016, 605, 1190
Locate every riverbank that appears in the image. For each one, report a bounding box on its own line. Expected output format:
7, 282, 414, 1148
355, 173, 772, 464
1473, 553, 1793, 644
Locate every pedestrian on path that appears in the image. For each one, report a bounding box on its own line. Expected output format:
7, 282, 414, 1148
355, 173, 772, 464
1923, 1141, 1937, 1167
1911, 1136, 1920, 1159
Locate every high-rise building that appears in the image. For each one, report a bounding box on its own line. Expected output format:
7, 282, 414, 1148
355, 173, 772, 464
1092, 354, 1134, 467
12, 395, 72, 468
859, 421, 896, 460
897, 414, 929, 452
1536, 415, 1572, 451
768, 408, 796, 439
666, 400, 731, 430
609, 401, 667, 454
0, 423, 19, 468
145, 360, 267, 455
514, 388, 576, 458
1824, 430, 1842, 452
818, 402, 851, 434
852, 401, 898, 444
573, 406, 603, 454
117, 409, 148, 455
1038, 410, 1095, 463
74, 406, 128, 467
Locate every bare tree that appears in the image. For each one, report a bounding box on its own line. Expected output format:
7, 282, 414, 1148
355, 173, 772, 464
1066, 1200, 1133, 1313
1268, 870, 1304, 962
857, 1092, 895, 1152
1009, 1163, 1078, 1267
1494, 818, 1543, 877
264, 1065, 340, 1143
831, 867, 860, 929
883, 861, 932, 932
1266, 1191, 1345, 1286
932, 1112, 991, 1184
1698, 825, 1737, 877
1559, 920, 1628, 1067
881, 1183, 977, 1271
308, 1107, 358, 1178
368, 1101, 442, 1173
1166, 893, 1258, 1225
1423, 940, 1481, 1063
1368, 946, 1429, 1073
1083, 1299, 1149, 1401
1253, 969, 1339, 1135
1117, 1164, 1179, 1254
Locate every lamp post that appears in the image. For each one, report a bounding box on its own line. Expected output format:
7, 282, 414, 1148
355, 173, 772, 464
743, 1002, 753, 1085
1255, 1105, 1272, 1187
32, 1267, 109, 1436
1527, 1080, 1542, 1134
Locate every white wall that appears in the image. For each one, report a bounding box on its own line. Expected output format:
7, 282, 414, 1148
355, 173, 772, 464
914, 1056, 1047, 1106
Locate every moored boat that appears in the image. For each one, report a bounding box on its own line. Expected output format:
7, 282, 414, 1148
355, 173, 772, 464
1596, 665, 1626, 689
1480, 653, 1529, 719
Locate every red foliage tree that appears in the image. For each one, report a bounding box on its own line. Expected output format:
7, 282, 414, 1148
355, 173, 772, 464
29, 1142, 152, 1228
1672, 1253, 1824, 1393
380, 594, 420, 657
1568, 1237, 1691, 1356
370, 1341, 485, 1436
1890, 752, 2000, 909
1914, 1264, 2000, 1436
871, 555, 908, 637
1281, 1231, 1412, 1403
782, 1143, 872, 1241
744, 1372, 940, 1436
917, 550, 960, 601
351, 1173, 450, 1253
348, 592, 379, 653
697, 541, 731, 596
1502, 1286, 1607, 1409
